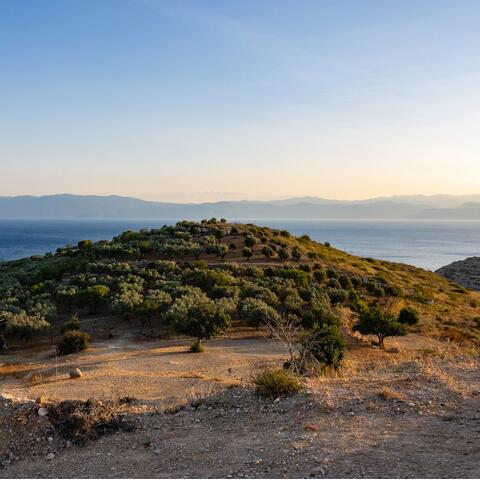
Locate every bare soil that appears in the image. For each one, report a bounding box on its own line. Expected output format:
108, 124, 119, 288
1, 334, 479, 478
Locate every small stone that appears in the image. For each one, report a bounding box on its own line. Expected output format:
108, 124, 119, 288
69, 368, 82, 379
153, 449, 161, 455
48, 437, 53, 442
66, 441, 72, 448
46, 453, 55, 461
38, 407, 49, 417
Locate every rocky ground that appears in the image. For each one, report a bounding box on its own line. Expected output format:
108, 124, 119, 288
437, 256, 480, 291
1, 345, 479, 478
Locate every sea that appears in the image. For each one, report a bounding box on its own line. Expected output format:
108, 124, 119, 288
0, 219, 479, 271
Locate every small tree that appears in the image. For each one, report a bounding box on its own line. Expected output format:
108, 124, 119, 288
244, 235, 257, 248
138, 290, 172, 336
261, 245, 274, 260
278, 248, 289, 262
241, 298, 280, 329
79, 285, 110, 314
172, 299, 231, 351
1, 310, 50, 343
353, 308, 407, 349
291, 248, 301, 262
242, 247, 253, 262
217, 244, 229, 261
398, 307, 419, 326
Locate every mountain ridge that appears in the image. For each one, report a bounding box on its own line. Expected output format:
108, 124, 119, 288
0, 194, 479, 219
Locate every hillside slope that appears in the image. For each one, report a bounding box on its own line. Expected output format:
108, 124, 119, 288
1, 220, 479, 346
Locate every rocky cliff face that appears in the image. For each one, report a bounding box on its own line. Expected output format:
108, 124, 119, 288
436, 256, 480, 290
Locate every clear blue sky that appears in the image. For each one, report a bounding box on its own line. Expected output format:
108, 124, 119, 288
1, 0, 480, 201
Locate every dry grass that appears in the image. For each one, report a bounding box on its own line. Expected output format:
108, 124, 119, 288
0, 362, 32, 379
378, 386, 407, 402
49, 398, 135, 445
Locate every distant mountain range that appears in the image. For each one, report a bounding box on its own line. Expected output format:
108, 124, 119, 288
0, 194, 479, 220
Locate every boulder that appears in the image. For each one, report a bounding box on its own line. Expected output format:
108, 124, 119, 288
69, 368, 83, 379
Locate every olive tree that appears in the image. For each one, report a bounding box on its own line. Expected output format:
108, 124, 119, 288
353, 308, 407, 349
170, 297, 232, 351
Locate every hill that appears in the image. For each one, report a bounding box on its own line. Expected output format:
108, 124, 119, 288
437, 256, 480, 290
1, 220, 479, 347
1, 194, 480, 219
1, 220, 479, 478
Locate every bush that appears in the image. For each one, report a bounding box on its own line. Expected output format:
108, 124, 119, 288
61, 313, 80, 333
327, 278, 342, 289
300, 324, 346, 371
326, 268, 338, 279
244, 235, 257, 248
49, 399, 134, 445
398, 307, 419, 326
326, 288, 347, 305
189, 339, 205, 353
338, 274, 353, 289
242, 247, 253, 261
57, 330, 90, 356
313, 269, 326, 283
253, 368, 300, 397
241, 298, 280, 328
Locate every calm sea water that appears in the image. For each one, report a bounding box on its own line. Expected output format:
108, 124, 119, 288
0, 219, 479, 271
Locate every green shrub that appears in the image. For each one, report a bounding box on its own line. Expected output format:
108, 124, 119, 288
398, 307, 419, 326
57, 330, 90, 356
338, 274, 353, 289
326, 288, 347, 305
313, 270, 326, 283
253, 368, 300, 397
189, 339, 205, 353
242, 247, 253, 261
61, 313, 80, 333
244, 235, 257, 248
327, 278, 342, 289
326, 268, 338, 279
241, 298, 280, 328
300, 324, 346, 371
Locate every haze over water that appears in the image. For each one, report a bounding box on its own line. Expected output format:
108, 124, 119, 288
0, 219, 479, 271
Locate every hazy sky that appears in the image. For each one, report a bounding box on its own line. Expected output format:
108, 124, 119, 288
1, 0, 480, 202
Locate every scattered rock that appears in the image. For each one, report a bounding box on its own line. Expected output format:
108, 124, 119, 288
46, 453, 55, 461
38, 407, 49, 417
69, 368, 83, 379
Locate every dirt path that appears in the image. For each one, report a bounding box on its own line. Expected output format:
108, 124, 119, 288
0, 335, 285, 404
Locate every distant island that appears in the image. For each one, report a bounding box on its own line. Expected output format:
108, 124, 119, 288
1, 194, 480, 220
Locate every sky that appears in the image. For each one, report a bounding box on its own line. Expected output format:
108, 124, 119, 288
1, 0, 480, 202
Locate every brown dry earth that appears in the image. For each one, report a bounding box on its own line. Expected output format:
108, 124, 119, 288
1, 334, 479, 478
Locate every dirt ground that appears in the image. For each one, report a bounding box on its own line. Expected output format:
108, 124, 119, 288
1, 333, 479, 478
